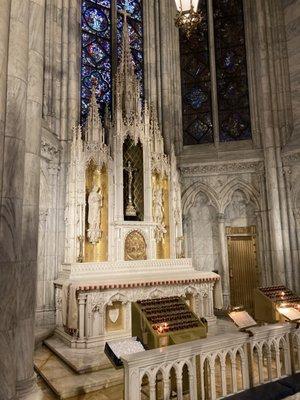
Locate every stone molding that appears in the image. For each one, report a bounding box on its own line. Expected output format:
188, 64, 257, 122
180, 160, 264, 177
56, 258, 219, 281
282, 150, 300, 164
41, 137, 60, 161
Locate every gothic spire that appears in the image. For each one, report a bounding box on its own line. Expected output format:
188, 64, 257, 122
119, 8, 136, 78
115, 7, 142, 122
85, 83, 105, 144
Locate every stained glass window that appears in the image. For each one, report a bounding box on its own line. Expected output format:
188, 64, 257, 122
214, 0, 251, 142
81, 0, 143, 123
180, 0, 213, 145
180, 0, 251, 145
81, 0, 112, 123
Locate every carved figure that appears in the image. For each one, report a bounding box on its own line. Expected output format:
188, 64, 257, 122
124, 161, 137, 217
87, 184, 103, 244
153, 186, 167, 241
153, 187, 164, 224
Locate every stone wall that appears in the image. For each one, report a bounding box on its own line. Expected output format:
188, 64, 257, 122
178, 0, 300, 302
35, 0, 81, 328
283, 0, 300, 142
0, 0, 46, 397
180, 160, 265, 305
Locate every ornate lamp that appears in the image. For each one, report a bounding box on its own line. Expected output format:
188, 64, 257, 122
174, 0, 203, 38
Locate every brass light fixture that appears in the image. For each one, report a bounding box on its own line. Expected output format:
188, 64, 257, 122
174, 0, 203, 38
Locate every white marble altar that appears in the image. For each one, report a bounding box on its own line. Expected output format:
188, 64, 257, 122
54, 259, 221, 348
55, 15, 222, 349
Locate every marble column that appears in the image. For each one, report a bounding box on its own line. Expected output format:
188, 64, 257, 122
255, 0, 286, 285
284, 167, 300, 293
257, 171, 273, 286
217, 213, 230, 306
294, 208, 300, 290
0, 0, 29, 398
16, 0, 46, 398
68, 0, 80, 132
207, 0, 219, 147
0, 0, 11, 195
60, 0, 69, 141
158, 0, 182, 153
263, 0, 293, 289
52, 0, 63, 135
143, 0, 158, 110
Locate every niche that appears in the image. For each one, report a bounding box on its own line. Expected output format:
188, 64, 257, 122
123, 136, 144, 221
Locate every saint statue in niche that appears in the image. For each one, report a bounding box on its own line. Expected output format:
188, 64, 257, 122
87, 184, 103, 244
153, 187, 164, 224
153, 186, 166, 241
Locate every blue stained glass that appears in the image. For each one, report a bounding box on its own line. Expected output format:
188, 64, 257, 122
187, 115, 213, 143
224, 51, 235, 71
180, 0, 213, 145
117, 0, 142, 21
220, 112, 250, 141
185, 88, 208, 110
214, 0, 251, 142
84, 8, 109, 32
81, 0, 112, 122
81, 0, 144, 123
87, 42, 106, 63
89, 0, 111, 5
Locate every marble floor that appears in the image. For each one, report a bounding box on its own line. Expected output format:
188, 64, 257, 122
36, 376, 123, 400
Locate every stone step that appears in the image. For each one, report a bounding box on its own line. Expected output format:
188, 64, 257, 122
35, 327, 55, 349
34, 345, 123, 399
44, 336, 112, 374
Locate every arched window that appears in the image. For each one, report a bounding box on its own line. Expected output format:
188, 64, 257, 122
81, 0, 143, 122
180, 0, 251, 145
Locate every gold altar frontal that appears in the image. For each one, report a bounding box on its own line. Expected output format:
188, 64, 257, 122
132, 296, 207, 349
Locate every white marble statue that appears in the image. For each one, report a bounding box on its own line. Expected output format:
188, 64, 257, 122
153, 186, 166, 241
153, 187, 164, 224
87, 184, 103, 244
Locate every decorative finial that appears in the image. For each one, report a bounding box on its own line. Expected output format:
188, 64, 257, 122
119, 0, 131, 24
85, 79, 104, 143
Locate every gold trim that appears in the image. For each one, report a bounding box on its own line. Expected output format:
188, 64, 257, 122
84, 161, 108, 262
124, 230, 147, 261
153, 173, 170, 259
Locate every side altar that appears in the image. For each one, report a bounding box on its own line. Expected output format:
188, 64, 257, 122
54, 15, 222, 349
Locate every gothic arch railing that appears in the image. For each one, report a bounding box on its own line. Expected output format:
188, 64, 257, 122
122, 323, 300, 400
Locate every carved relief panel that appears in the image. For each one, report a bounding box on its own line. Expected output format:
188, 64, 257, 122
124, 230, 147, 260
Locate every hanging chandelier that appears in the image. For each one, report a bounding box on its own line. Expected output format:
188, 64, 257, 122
174, 0, 203, 38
